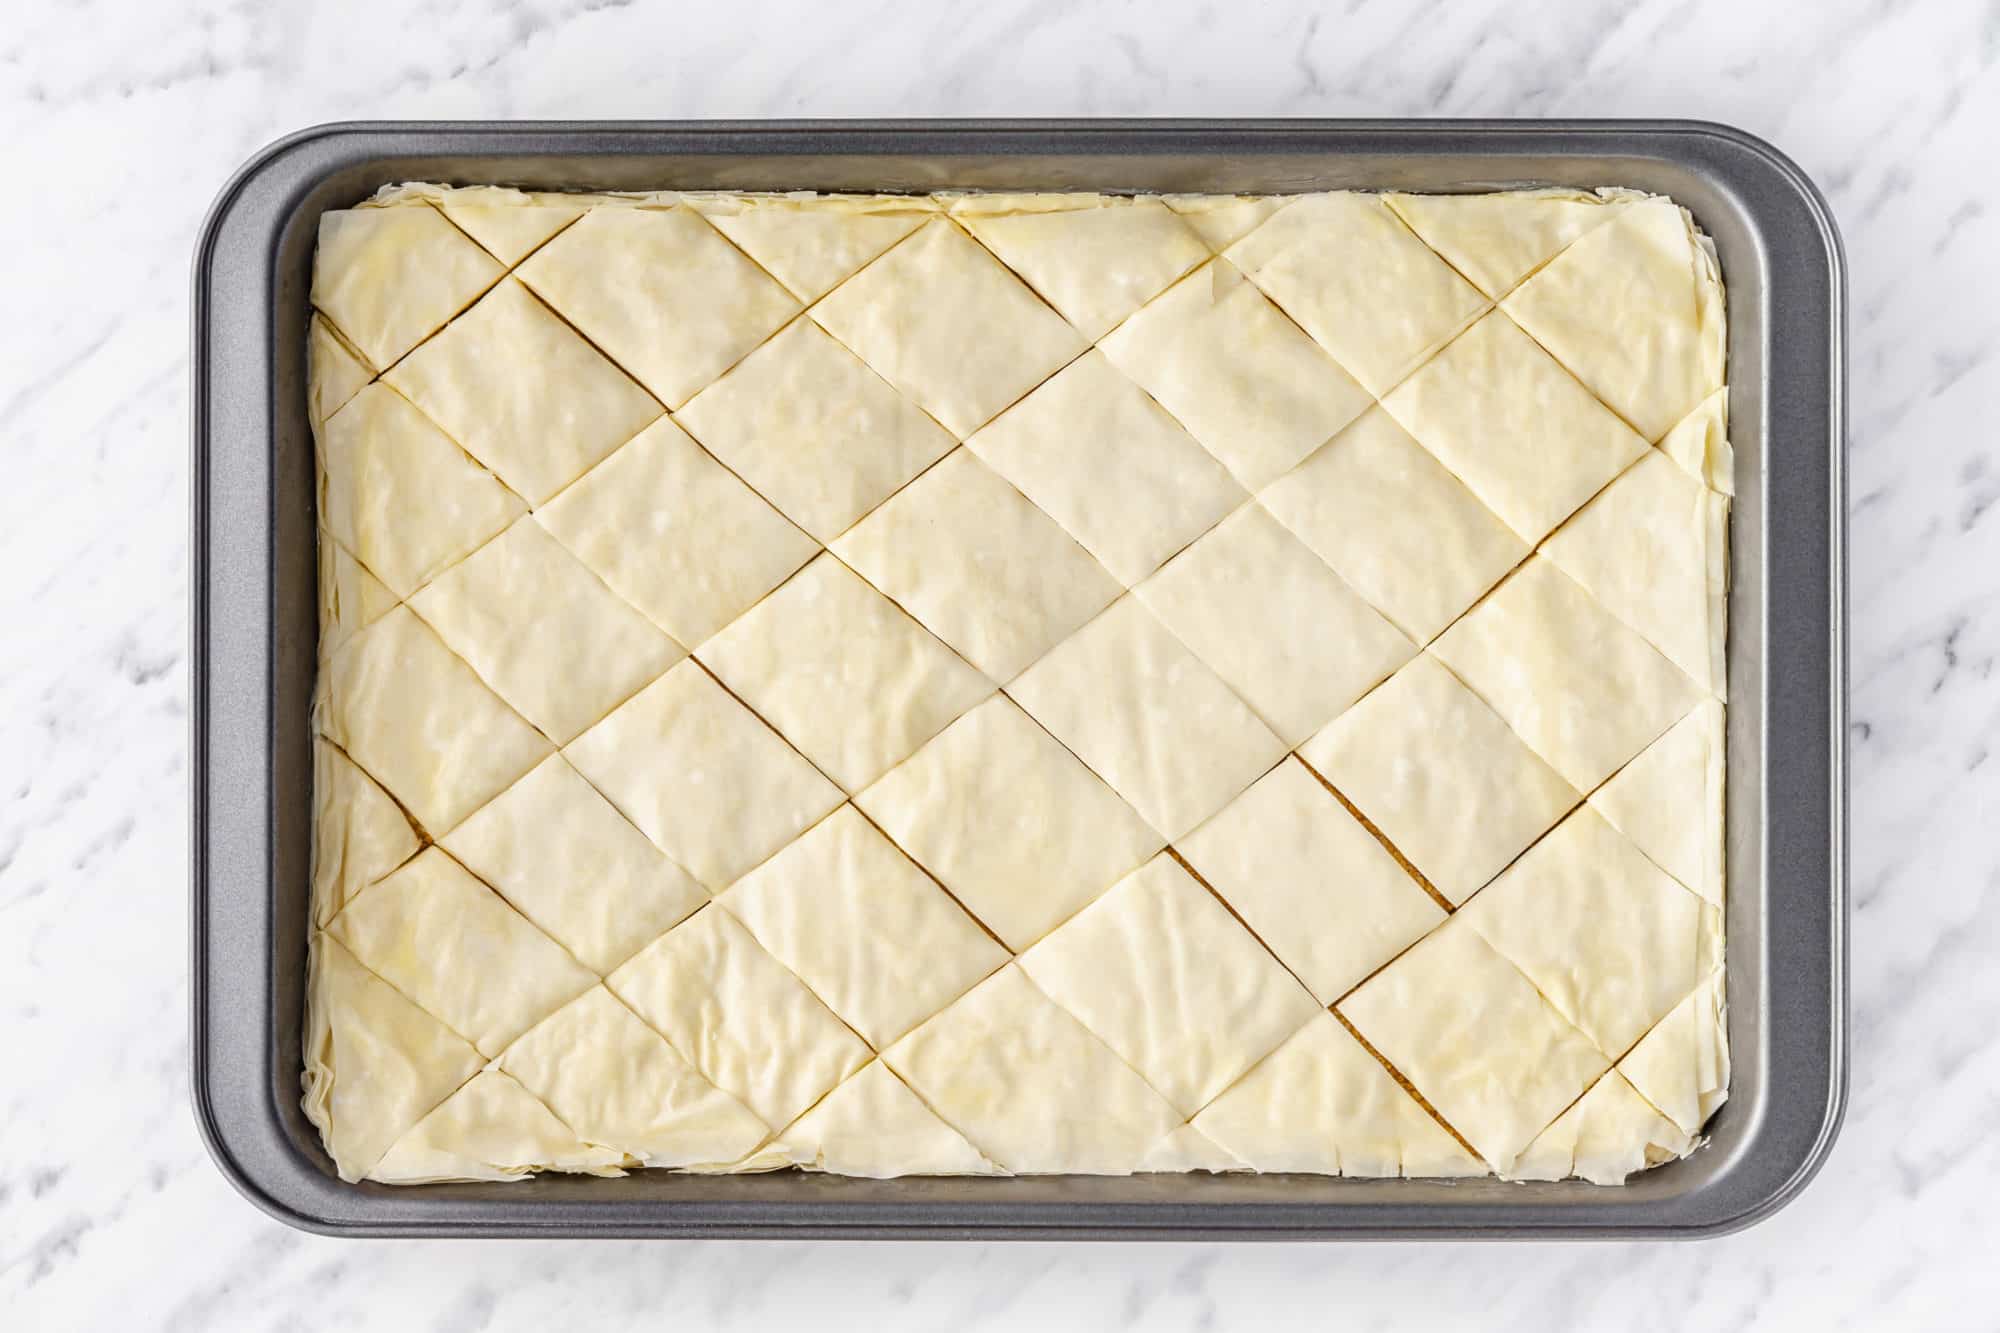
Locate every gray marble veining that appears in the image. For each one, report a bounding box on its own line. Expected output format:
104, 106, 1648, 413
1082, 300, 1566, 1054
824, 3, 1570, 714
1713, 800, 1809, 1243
2, 0, 1996, 1327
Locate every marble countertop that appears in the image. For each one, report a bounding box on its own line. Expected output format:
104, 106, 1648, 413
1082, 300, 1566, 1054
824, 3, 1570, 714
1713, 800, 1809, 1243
4, 0, 1995, 1327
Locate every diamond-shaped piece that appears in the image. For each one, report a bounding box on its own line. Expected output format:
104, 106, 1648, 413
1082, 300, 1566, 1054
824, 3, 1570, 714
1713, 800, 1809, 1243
722, 806, 1007, 1048
1618, 969, 1729, 1135
1163, 194, 1285, 252
608, 906, 872, 1128
537, 416, 819, 648
436, 188, 587, 265
774, 1058, 1000, 1177
563, 660, 843, 892
966, 350, 1246, 586
318, 607, 552, 834
1660, 387, 1734, 495
856, 696, 1162, 951
675, 318, 957, 542
1507, 1070, 1692, 1185
1590, 699, 1725, 905
883, 965, 1184, 1174
1383, 311, 1649, 544
1458, 807, 1720, 1058
384, 277, 664, 504
371, 1068, 626, 1183
1502, 198, 1726, 442
1227, 192, 1489, 394
1191, 1011, 1481, 1177
410, 517, 685, 743
318, 383, 526, 598
308, 314, 372, 428
1430, 556, 1704, 791
1179, 759, 1444, 1004
1339, 916, 1610, 1173
1385, 188, 1629, 300
811, 218, 1084, 437
953, 193, 1210, 340
698, 555, 994, 793
305, 935, 484, 1183
1299, 654, 1577, 904
311, 739, 420, 928
516, 205, 801, 407
499, 986, 770, 1167
1135, 503, 1414, 745
316, 535, 398, 662
329, 847, 597, 1057
692, 193, 932, 302
1018, 855, 1320, 1116
441, 755, 709, 974
1541, 449, 1730, 695
832, 449, 1121, 681
311, 204, 503, 369
1140, 1124, 1248, 1174
1098, 259, 1372, 489
1260, 407, 1528, 645
1007, 596, 1287, 840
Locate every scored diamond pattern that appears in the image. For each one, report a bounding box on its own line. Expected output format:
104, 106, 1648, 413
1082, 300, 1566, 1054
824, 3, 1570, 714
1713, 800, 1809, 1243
516, 204, 801, 408
384, 276, 664, 505
307, 186, 1730, 1185
722, 806, 1008, 1048
811, 218, 1084, 437
1226, 191, 1489, 395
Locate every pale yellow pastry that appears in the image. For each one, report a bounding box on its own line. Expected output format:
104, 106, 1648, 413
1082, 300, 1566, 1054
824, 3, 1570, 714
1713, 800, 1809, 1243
317, 383, 525, 599
516, 204, 800, 408
1007, 596, 1287, 841
1503, 197, 1726, 443
832, 448, 1121, 681
882, 965, 1184, 1174
1590, 700, 1727, 906
696, 554, 995, 793
810, 217, 1083, 437
1455, 806, 1722, 1057
771, 1059, 1001, 1178
1228, 191, 1489, 394
607, 905, 872, 1129
1338, 918, 1610, 1174
1099, 258, 1371, 488
1508, 1070, 1692, 1185
1300, 654, 1580, 905
498, 986, 770, 1168
327, 847, 597, 1058
720, 805, 1007, 1048
384, 276, 663, 505
308, 185, 1730, 1185
1193, 1011, 1482, 1177
1016, 854, 1322, 1116
1177, 758, 1444, 1004
561, 659, 843, 892
855, 695, 1163, 951
1430, 556, 1705, 791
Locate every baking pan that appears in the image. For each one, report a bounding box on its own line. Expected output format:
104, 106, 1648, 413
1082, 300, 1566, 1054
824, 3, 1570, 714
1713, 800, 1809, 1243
191, 120, 1846, 1239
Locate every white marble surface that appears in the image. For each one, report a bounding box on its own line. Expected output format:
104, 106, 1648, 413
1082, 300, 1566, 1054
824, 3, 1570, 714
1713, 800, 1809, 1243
2, 0, 1995, 1326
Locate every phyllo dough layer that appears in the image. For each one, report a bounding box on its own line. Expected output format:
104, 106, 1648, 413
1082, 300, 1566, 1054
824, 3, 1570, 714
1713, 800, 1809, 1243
306, 182, 1730, 1186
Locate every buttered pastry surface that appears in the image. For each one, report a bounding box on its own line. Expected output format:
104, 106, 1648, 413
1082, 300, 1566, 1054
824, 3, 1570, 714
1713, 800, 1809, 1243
305, 182, 1731, 1186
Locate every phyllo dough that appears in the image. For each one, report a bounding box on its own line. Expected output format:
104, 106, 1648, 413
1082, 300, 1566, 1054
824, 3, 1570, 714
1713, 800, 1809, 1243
306, 183, 1730, 1187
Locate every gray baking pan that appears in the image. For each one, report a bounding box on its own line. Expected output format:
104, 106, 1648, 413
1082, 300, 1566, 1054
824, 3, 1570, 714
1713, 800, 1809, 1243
190, 120, 1846, 1239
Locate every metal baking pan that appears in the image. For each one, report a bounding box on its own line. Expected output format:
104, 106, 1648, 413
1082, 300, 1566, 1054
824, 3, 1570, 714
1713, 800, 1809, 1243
191, 119, 1846, 1239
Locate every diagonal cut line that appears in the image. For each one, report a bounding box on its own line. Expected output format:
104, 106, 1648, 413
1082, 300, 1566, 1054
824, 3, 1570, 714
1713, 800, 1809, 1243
306, 187, 1730, 1182
1162, 846, 1321, 1007
1326, 1006, 1482, 1166
1291, 753, 1453, 913
427, 190, 591, 275
844, 801, 1017, 958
